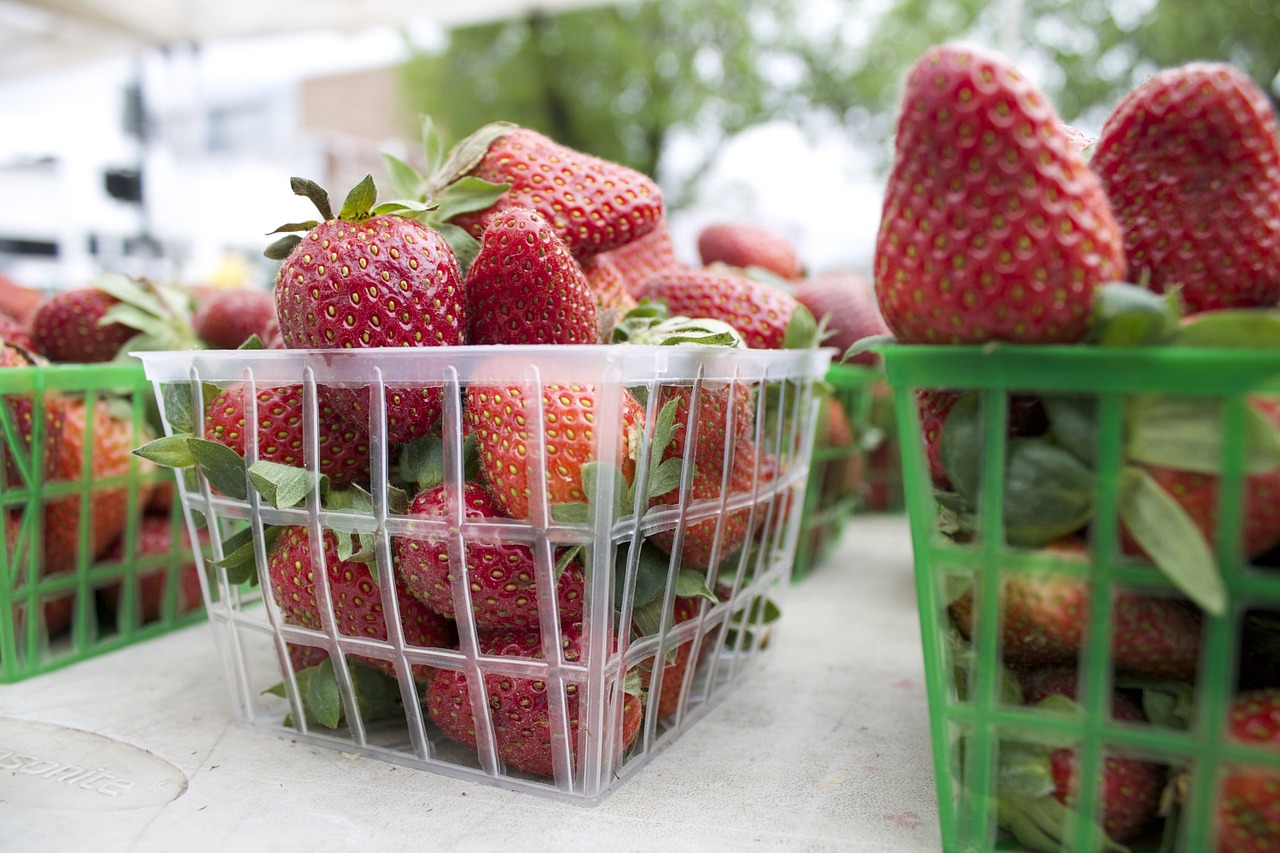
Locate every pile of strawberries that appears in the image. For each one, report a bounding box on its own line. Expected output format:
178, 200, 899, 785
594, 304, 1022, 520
132, 120, 836, 782
871, 44, 1280, 851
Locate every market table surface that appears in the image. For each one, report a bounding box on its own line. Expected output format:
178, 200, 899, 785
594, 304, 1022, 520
4, 514, 940, 852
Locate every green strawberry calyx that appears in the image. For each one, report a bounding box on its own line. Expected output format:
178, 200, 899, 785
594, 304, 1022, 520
611, 301, 745, 348
264, 658, 403, 730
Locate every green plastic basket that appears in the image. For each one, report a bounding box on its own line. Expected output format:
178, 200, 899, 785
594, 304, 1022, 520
882, 344, 1280, 852
790, 363, 879, 581
0, 360, 204, 683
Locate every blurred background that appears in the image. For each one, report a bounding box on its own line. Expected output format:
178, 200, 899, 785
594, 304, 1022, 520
1, 0, 1276, 292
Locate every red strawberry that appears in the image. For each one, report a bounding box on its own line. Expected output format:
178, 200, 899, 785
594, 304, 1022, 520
448, 125, 664, 259
1218, 688, 1280, 852
266, 525, 456, 680
192, 287, 279, 349
916, 388, 962, 489
203, 383, 371, 489
394, 481, 585, 628
465, 207, 598, 346
638, 267, 803, 350
99, 514, 203, 623
465, 380, 645, 521
792, 269, 890, 364
950, 554, 1204, 681
639, 587, 729, 719
581, 253, 638, 339
42, 399, 154, 574
874, 43, 1124, 344
1092, 63, 1280, 313
696, 221, 804, 280
0, 311, 35, 351
425, 621, 643, 778
269, 177, 466, 445
598, 217, 684, 300
30, 287, 136, 363
0, 343, 65, 488
1019, 667, 1166, 844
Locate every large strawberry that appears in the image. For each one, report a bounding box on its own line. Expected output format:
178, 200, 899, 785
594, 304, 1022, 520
394, 481, 586, 629
597, 217, 683, 299
267, 176, 466, 445
1014, 667, 1166, 844
203, 383, 371, 489
1217, 688, 1280, 852
874, 43, 1124, 344
444, 124, 664, 259
266, 525, 456, 680
425, 621, 643, 778
638, 267, 805, 350
949, 546, 1203, 681
465, 207, 598, 346
697, 222, 804, 280
465, 380, 645, 521
42, 398, 154, 574
99, 513, 203, 624
1092, 63, 1280, 312
30, 288, 136, 363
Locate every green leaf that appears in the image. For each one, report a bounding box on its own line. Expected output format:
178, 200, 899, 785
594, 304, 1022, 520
432, 176, 511, 221
1170, 309, 1280, 349
399, 435, 446, 491
613, 314, 745, 348
995, 739, 1057, 799
238, 335, 265, 350
673, 569, 717, 601
99, 302, 171, 337
1087, 282, 1181, 347
1002, 438, 1095, 547
339, 175, 378, 221
305, 659, 344, 729
94, 273, 169, 318
266, 220, 320, 235
133, 434, 196, 469
264, 234, 302, 261
290, 177, 333, 221
646, 457, 683, 501
782, 302, 818, 349
212, 524, 281, 585
1118, 465, 1226, 616
550, 501, 592, 525
841, 333, 895, 363
1126, 395, 1280, 474
618, 540, 673, 611
370, 199, 435, 217
380, 151, 424, 199
187, 437, 249, 500
1043, 395, 1098, 465
248, 460, 328, 509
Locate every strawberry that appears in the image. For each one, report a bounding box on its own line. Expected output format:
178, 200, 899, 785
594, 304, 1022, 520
949, 544, 1203, 681
598, 217, 683, 299
4, 509, 73, 639
793, 269, 890, 365
446, 125, 664, 259
0, 343, 65, 489
1018, 667, 1166, 844
394, 481, 586, 628
99, 514, 203, 623
1217, 688, 1280, 852
1092, 63, 1280, 313
30, 287, 136, 363
638, 267, 804, 350
465, 380, 645, 521
267, 176, 466, 445
425, 621, 643, 778
465, 207, 598, 346
0, 310, 35, 352
192, 287, 279, 349
638, 587, 729, 720
916, 388, 962, 489
203, 383, 371, 489
41, 398, 154, 574
874, 43, 1124, 344
581, 253, 638, 341
266, 525, 456, 680
696, 222, 804, 280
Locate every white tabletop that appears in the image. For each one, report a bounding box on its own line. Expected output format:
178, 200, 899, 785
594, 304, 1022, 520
4, 514, 940, 852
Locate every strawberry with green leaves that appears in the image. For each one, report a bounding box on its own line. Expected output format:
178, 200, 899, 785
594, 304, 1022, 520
266, 175, 466, 445
394, 481, 586, 629
30, 288, 136, 363
638, 267, 813, 350
425, 621, 643, 778
439, 123, 665, 259
874, 43, 1124, 344
1092, 63, 1280, 313
464, 379, 645, 522
1217, 688, 1280, 852
267, 525, 456, 681
203, 383, 371, 490
697, 222, 804, 280
465, 206, 598, 346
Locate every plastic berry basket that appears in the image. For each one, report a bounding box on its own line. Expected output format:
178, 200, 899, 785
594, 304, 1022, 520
136, 344, 831, 805
0, 360, 203, 683
790, 363, 879, 581
881, 343, 1280, 852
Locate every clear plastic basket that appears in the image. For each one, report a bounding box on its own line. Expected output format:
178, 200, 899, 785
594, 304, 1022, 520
882, 344, 1280, 851
1, 360, 203, 683
137, 344, 831, 804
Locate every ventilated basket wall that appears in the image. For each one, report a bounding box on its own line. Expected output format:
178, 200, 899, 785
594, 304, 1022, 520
138, 345, 830, 805
0, 361, 203, 683
882, 345, 1280, 851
